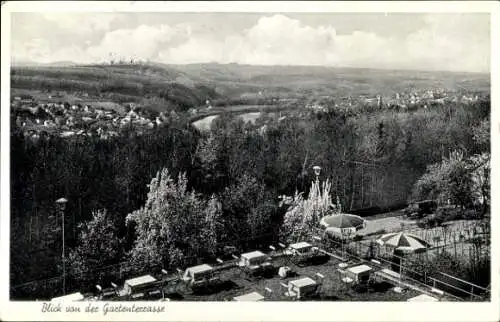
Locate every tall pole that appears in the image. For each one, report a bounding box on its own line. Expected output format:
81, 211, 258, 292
62, 209, 65, 295
341, 230, 345, 260
400, 255, 403, 288
313, 165, 322, 225
56, 198, 68, 295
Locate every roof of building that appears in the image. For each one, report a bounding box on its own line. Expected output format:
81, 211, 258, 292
407, 294, 439, 302
348, 264, 372, 275
290, 277, 316, 288
125, 274, 157, 287
51, 292, 84, 302
185, 264, 213, 275
233, 292, 265, 301
241, 251, 266, 260
289, 242, 312, 250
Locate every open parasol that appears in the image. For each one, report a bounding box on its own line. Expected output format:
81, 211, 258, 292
376, 232, 431, 253
376, 231, 431, 287
320, 213, 367, 259
320, 213, 366, 235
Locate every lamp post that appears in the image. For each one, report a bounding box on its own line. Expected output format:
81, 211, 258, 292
313, 166, 321, 184
336, 195, 342, 213
312, 166, 322, 224
56, 197, 68, 295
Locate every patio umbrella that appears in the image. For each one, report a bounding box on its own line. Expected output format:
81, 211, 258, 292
376, 232, 431, 286
320, 213, 366, 235
376, 232, 431, 253
320, 213, 367, 258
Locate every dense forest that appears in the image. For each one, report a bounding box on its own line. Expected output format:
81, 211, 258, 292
10, 97, 490, 298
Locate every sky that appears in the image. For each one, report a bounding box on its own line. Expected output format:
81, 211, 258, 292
10, 12, 491, 73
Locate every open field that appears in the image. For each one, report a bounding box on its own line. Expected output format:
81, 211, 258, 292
11, 63, 490, 113
193, 111, 264, 131
192, 115, 220, 132
238, 112, 262, 124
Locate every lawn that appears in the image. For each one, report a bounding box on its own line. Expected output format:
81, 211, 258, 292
357, 215, 416, 237
357, 214, 487, 250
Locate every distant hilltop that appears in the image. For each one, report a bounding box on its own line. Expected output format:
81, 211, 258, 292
10, 61, 490, 101
11, 59, 491, 76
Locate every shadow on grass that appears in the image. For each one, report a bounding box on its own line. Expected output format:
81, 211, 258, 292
347, 281, 395, 295
301, 254, 331, 266
192, 280, 241, 295
288, 254, 332, 268
303, 293, 341, 301
163, 292, 185, 301
261, 267, 299, 279
370, 281, 394, 293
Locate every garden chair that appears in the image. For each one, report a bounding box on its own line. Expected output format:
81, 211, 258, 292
280, 282, 298, 301
301, 283, 320, 299
158, 297, 170, 302
278, 266, 292, 279
131, 292, 145, 299
264, 287, 273, 299
338, 269, 354, 291
430, 287, 445, 299
315, 273, 325, 286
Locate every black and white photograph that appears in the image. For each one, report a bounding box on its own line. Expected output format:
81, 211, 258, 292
1, 1, 499, 321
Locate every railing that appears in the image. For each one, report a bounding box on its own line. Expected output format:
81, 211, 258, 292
307, 230, 490, 301
12, 232, 489, 302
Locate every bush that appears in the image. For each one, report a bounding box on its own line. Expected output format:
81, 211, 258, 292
417, 214, 445, 228
435, 206, 462, 221
433, 206, 481, 222
411, 151, 476, 209
404, 203, 419, 216
364, 228, 387, 237
425, 251, 490, 299
352, 235, 363, 242
407, 211, 423, 219
405, 200, 437, 219
463, 209, 482, 220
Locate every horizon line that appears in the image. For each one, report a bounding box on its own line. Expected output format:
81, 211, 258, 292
10, 60, 491, 75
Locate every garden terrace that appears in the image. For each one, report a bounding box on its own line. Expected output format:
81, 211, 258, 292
87, 251, 442, 302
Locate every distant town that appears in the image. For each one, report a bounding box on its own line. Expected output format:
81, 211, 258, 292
11, 87, 487, 140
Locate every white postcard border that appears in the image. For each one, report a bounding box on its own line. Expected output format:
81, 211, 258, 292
1, 2, 499, 322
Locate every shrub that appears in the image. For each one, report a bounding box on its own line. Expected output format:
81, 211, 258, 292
404, 203, 419, 216
412, 151, 475, 209
417, 214, 445, 228
433, 206, 481, 222
364, 228, 387, 237
435, 206, 462, 221
352, 235, 363, 242
463, 209, 482, 220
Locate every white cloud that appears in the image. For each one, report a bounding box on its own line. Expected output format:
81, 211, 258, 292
41, 13, 119, 36
12, 38, 51, 63
12, 13, 490, 73
157, 14, 490, 72
86, 24, 192, 62
403, 14, 490, 72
